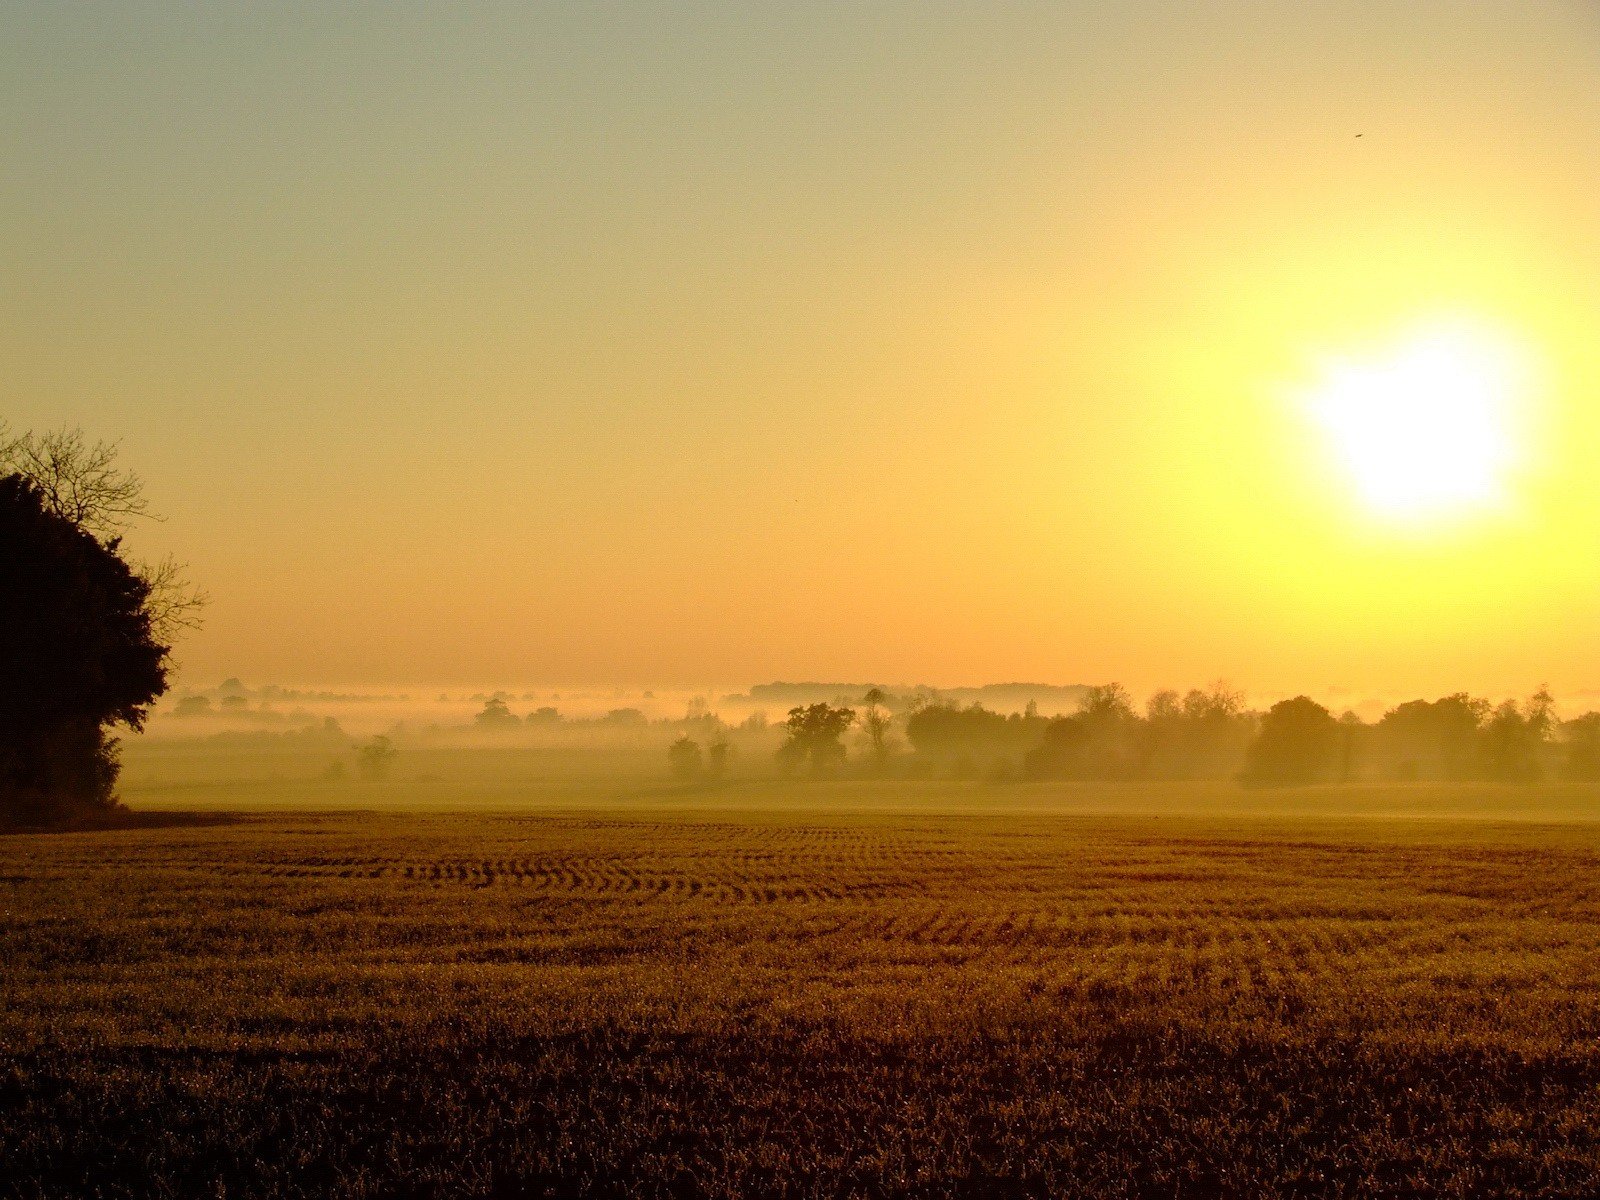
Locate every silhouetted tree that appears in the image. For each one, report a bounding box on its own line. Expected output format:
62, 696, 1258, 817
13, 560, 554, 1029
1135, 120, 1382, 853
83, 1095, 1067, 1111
778, 703, 855, 775
1139, 682, 1255, 779
707, 739, 732, 779
908, 702, 1048, 778
669, 736, 703, 780
1337, 711, 1364, 782
1024, 684, 1140, 779
1375, 694, 1488, 781
356, 735, 398, 781
1, 427, 205, 639
1479, 688, 1554, 782
1561, 712, 1600, 781
1, 426, 150, 537
860, 688, 894, 769
475, 697, 521, 729
0, 475, 169, 825
1024, 716, 1092, 779
1243, 696, 1341, 786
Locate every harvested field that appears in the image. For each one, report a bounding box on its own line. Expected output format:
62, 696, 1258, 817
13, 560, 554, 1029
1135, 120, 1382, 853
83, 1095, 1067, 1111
4, 784, 1600, 1197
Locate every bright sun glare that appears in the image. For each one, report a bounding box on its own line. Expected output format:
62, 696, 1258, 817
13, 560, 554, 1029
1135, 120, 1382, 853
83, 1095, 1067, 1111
1302, 321, 1529, 524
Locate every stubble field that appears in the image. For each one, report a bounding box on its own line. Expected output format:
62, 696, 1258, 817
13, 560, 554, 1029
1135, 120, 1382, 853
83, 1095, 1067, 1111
4, 781, 1600, 1198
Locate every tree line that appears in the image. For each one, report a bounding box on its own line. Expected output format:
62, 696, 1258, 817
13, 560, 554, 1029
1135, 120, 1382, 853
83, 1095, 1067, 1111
663, 683, 1593, 786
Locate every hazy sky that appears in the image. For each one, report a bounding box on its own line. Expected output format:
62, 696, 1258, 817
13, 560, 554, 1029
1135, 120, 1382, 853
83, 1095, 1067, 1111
5, 2, 1599, 695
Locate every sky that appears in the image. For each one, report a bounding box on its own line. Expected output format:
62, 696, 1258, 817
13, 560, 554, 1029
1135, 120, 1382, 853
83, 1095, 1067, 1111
5, 2, 1599, 697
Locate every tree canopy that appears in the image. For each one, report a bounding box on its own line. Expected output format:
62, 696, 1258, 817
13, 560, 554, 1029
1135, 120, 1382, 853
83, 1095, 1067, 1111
0, 428, 201, 826
1242, 696, 1342, 786
0, 475, 169, 824
779, 703, 856, 774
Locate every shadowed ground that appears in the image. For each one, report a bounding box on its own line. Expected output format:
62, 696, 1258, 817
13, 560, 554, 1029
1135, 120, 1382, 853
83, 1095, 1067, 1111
4, 783, 1600, 1197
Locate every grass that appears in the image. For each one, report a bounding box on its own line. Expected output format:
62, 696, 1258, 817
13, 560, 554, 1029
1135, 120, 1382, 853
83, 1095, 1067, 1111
4, 779, 1600, 1197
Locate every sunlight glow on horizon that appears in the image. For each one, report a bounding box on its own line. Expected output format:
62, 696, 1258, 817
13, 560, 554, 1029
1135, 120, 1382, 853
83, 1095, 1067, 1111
5, 2, 1598, 692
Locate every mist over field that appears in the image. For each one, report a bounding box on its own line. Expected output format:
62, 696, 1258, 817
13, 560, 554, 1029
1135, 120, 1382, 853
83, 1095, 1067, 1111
128, 674, 1600, 789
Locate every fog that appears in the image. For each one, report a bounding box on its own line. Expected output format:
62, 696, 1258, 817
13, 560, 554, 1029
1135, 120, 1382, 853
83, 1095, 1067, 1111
115, 676, 1600, 799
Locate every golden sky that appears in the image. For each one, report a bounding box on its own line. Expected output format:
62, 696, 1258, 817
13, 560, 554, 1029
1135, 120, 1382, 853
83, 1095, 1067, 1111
5, 3, 1599, 695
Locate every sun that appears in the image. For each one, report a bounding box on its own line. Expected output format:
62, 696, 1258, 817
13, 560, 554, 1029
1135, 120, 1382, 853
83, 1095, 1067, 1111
1300, 320, 1529, 525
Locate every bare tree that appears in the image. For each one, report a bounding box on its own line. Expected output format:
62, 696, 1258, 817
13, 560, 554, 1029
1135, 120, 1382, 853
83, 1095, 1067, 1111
860, 687, 894, 769
138, 553, 208, 640
0, 426, 206, 640
0, 426, 149, 538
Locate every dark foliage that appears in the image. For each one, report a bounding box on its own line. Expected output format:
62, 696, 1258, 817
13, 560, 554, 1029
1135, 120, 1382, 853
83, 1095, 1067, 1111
1024, 685, 1141, 779
668, 735, 704, 780
1242, 696, 1342, 786
1373, 694, 1488, 780
474, 697, 522, 729
0, 475, 168, 825
1480, 689, 1555, 783
906, 703, 1049, 760
1139, 684, 1256, 779
1563, 713, 1600, 781
778, 703, 856, 774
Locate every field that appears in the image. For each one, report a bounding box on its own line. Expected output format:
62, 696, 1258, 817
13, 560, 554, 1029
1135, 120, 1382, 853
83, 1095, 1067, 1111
5, 780, 1600, 1197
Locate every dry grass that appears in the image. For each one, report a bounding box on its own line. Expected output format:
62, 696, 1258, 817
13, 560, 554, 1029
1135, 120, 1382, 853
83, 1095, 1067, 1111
4, 782, 1600, 1197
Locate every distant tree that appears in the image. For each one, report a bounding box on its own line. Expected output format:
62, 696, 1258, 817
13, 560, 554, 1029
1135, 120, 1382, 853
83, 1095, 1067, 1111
707, 739, 732, 779
1561, 712, 1600, 781
1479, 688, 1554, 782
668, 736, 703, 780
474, 697, 521, 730
0, 475, 170, 825
1336, 711, 1365, 782
1137, 684, 1253, 778
526, 706, 562, 726
1146, 689, 1183, 725
1242, 696, 1341, 786
860, 688, 894, 769
778, 703, 855, 775
1138, 689, 1184, 770
1024, 684, 1140, 779
1188, 682, 1245, 720
356, 736, 398, 781
680, 702, 728, 747
1024, 716, 1092, 779
1527, 686, 1556, 753
1080, 683, 1135, 723
1376, 694, 1488, 781
909, 702, 1048, 778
